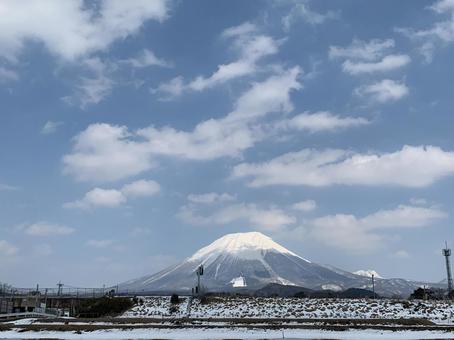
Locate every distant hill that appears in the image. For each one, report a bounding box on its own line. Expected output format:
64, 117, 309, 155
254, 283, 378, 299
255, 283, 313, 297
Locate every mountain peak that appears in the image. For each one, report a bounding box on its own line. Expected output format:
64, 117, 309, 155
188, 231, 309, 263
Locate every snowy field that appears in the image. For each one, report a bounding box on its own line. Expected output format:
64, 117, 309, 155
2, 297, 453, 339
1, 327, 454, 340
123, 296, 454, 324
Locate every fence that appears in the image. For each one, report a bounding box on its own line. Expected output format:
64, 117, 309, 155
0, 286, 114, 298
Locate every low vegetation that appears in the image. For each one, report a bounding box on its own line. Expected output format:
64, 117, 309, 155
77, 296, 135, 318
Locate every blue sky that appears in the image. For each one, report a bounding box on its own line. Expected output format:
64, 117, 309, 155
1, 0, 454, 287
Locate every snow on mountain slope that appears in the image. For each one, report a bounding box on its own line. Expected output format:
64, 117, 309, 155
189, 232, 310, 264
118, 231, 432, 297
354, 270, 383, 279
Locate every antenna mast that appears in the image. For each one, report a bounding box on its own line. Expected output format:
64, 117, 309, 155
442, 242, 453, 293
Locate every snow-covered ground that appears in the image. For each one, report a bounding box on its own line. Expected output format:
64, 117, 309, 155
123, 296, 454, 324
1, 327, 453, 339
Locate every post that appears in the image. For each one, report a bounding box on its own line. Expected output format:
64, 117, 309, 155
371, 274, 376, 299
44, 288, 48, 310
195, 265, 204, 297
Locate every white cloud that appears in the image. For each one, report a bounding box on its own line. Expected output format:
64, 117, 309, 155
86, 239, 113, 248
400, 2, 454, 43
397, 1, 454, 60
63, 123, 154, 182
0, 67, 18, 82
356, 204, 447, 229
178, 203, 296, 232
342, 54, 410, 74
153, 22, 281, 99
329, 38, 410, 77
393, 250, 410, 258
41, 121, 63, 135
418, 41, 436, 63
0, 1, 170, 106
0, 240, 18, 255
233, 145, 454, 188
355, 79, 409, 103
0, 183, 18, 191
431, 0, 454, 13
64, 188, 126, 209
227, 67, 301, 121
64, 179, 159, 209
0, 0, 169, 62
222, 22, 257, 38
64, 68, 302, 182
62, 57, 115, 108
122, 49, 171, 68
187, 192, 236, 204
292, 200, 317, 212
122, 179, 160, 198
282, 2, 338, 31
281, 111, 369, 132
329, 39, 395, 61
305, 204, 446, 253
65, 50, 170, 108
150, 76, 184, 99
20, 222, 75, 236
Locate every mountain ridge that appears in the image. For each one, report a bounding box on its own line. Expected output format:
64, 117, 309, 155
119, 231, 439, 297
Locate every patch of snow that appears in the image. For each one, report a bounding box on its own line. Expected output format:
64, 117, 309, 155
2, 328, 454, 339
188, 231, 310, 263
7, 318, 37, 325
275, 276, 296, 286
230, 276, 247, 287
321, 283, 343, 291
354, 269, 383, 279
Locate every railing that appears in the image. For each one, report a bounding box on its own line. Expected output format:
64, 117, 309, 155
0, 311, 57, 320
0, 287, 114, 298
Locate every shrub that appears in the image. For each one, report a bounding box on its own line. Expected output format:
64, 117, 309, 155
77, 297, 134, 318
170, 294, 180, 304
294, 291, 307, 298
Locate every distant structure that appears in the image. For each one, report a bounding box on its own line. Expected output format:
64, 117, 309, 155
371, 274, 376, 299
192, 265, 204, 297
442, 242, 453, 292
57, 281, 64, 296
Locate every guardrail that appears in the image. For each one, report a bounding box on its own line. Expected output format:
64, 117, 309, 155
0, 312, 57, 320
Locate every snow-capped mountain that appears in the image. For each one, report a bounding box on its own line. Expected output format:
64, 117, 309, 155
354, 270, 383, 279
119, 231, 434, 297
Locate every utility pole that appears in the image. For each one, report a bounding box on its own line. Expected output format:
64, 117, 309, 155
443, 242, 453, 293
371, 274, 376, 299
44, 288, 48, 310
195, 265, 204, 297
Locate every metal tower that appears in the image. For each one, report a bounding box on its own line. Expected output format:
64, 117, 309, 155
442, 242, 453, 292
193, 265, 204, 297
